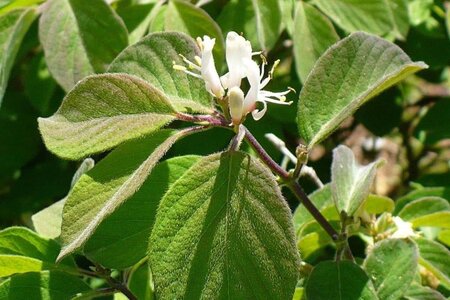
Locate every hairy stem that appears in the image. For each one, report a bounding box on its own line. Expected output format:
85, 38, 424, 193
242, 126, 339, 241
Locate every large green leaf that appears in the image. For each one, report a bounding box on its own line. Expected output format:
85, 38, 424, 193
397, 197, 450, 227
384, 0, 409, 40
83, 155, 200, 269
331, 145, 380, 217
363, 239, 418, 300
0, 271, 90, 299
57, 129, 188, 261
0, 227, 74, 277
297, 32, 427, 147
38, 73, 177, 160
128, 261, 154, 300
305, 261, 377, 300
394, 187, 450, 215
39, 0, 128, 91
108, 32, 213, 114
115, 2, 156, 45
311, 0, 392, 36
0, 7, 36, 105
149, 152, 300, 299
402, 283, 446, 300
164, 0, 224, 67
217, 0, 281, 50
293, 1, 339, 83
415, 237, 450, 289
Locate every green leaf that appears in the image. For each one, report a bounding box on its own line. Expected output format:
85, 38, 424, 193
149, 152, 300, 299
331, 145, 380, 217
394, 187, 450, 215
0, 227, 73, 277
128, 261, 154, 300
165, 0, 224, 67
57, 129, 187, 261
0, 7, 37, 105
415, 237, 450, 289
31, 199, 65, 239
38, 73, 177, 160
305, 261, 377, 300
297, 230, 332, 259
0, 0, 42, 15
438, 230, 450, 247
415, 99, 450, 145
116, 2, 156, 45
39, 0, 128, 91
0, 271, 90, 299
83, 155, 200, 269
402, 283, 446, 300
297, 32, 427, 148
311, 0, 392, 36
408, 0, 434, 26
109, 32, 213, 114
362, 194, 395, 214
293, 184, 332, 232
363, 239, 418, 300
398, 197, 449, 221
384, 0, 409, 40
217, 0, 282, 50
293, 1, 339, 83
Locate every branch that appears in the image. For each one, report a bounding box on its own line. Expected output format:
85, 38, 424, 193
242, 126, 339, 241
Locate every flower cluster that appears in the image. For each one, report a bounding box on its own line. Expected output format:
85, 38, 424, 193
173, 32, 292, 125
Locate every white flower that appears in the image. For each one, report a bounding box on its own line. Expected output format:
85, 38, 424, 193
173, 36, 224, 98
220, 32, 253, 89
242, 59, 292, 121
391, 216, 418, 239
228, 86, 245, 125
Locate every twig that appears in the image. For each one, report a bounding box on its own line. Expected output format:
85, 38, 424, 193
95, 264, 137, 300
243, 127, 339, 241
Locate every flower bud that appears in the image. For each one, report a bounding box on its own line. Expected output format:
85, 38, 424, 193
228, 87, 245, 125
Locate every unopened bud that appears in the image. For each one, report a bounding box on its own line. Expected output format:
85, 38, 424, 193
228, 87, 245, 125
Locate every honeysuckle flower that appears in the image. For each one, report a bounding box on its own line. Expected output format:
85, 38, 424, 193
391, 216, 418, 239
228, 86, 245, 125
242, 59, 292, 121
220, 32, 253, 89
173, 36, 224, 98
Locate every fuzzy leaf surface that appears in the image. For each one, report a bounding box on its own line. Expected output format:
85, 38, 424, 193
39, 0, 128, 91
297, 32, 427, 147
38, 73, 176, 160
149, 152, 300, 299
415, 237, 450, 289
109, 32, 213, 113
363, 239, 418, 300
57, 130, 184, 261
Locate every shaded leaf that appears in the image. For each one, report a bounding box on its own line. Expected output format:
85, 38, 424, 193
109, 32, 213, 113
116, 2, 156, 45
415, 99, 450, 145
293, 1, 339, 83
39, 0, 128, 91
38, 73, 177, 160
83, 155, 200, 269
403, 283, 446, 300
0, 7, 37, 105
297, 32, 427, 147
305, 261, 377, 300
128, 261, 154, 300
57, 129, 188, 261
363, 239, 418, 300
149, 152, 300, 299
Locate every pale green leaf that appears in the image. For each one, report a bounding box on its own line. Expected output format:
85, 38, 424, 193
0, 7, 37, 105
305, 261, 377, 300
108, 32, 213, 114
165, 0, 224, 67
149, 152, 300, 299
412, 212, 450, 229
297, 32, 427, 147
31, 199, 65, 239
363, 239, 418, 300
83, 155, 200, 269
297, 230, 332, 259
384, 0, 409, 40
331, 145, 380, 217
0, 227, 74, 277
415, 237, 450, 289
0, 0, 42, 15
408, 0, 433, 26
312, 0, 392, 35
57, 129, 188, 261
217, 0, 281, 50
398, 197, 449, 221
38, 73, 177, 160
394, 187, 450, 215
402, 283, 446, 300
0, 271, 90, 299
438, 229, 450, 247
362, 194, 395, 214
39, 0, 128, 91
293, 1, 339, 83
